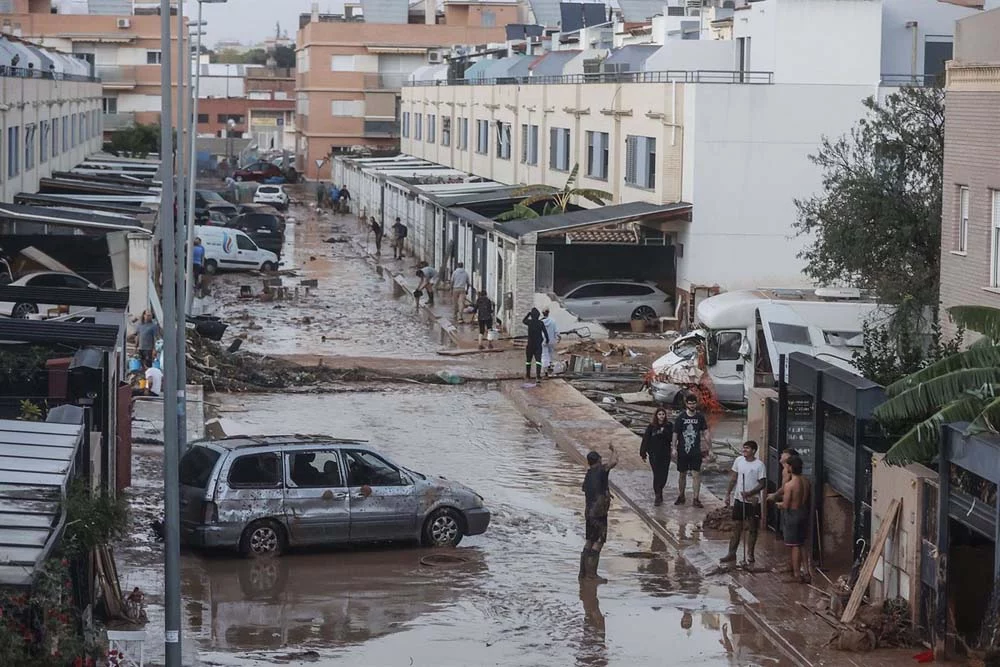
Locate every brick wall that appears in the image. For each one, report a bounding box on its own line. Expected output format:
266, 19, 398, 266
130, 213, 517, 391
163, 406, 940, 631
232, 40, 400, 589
939, 89, 1000, 339
512, 235, 537, 337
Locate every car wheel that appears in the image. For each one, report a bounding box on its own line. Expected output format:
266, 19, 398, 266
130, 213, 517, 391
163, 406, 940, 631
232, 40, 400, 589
631, 305, 657, 321
204, 259, 219, 275
239, 519, 286, 558
261, 261, 276, 272
422, 508, 464, 548
12, 303, 38, 319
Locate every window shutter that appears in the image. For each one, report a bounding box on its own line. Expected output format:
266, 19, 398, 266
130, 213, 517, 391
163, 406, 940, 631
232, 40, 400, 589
550, 128, 558, 169
646, 137, 656, 188
625, 136, 636, 184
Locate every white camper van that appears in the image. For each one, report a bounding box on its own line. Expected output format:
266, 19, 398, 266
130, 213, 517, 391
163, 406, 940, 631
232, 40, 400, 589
195, 225, 278, 274
649, 288, 886, 407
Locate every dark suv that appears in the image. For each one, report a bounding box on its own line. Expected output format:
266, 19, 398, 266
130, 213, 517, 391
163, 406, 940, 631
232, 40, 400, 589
227, 213, 284, 255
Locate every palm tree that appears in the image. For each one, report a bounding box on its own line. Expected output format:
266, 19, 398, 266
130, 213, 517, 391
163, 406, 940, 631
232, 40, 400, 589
876, 305, 1000, 465
495, 164, 613, 221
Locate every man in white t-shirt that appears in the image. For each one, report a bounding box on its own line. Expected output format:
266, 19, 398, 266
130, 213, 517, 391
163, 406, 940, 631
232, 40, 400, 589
144, 364, 163, 397
721, 440, 767, 566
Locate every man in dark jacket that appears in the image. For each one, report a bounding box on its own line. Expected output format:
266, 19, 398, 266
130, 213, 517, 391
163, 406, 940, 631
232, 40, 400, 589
580, 444, 618, 580
522, 307, 549, 380
475, 290, 495, 350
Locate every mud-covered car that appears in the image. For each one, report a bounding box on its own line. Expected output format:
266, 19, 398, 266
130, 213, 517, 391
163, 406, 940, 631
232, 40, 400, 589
179, 435, 490, 557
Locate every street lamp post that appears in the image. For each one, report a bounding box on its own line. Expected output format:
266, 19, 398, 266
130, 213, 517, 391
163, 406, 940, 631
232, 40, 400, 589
174, 0, 188, 519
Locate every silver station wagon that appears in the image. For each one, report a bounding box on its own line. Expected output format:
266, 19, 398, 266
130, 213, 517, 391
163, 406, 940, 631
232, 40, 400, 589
179, 435, 491, 556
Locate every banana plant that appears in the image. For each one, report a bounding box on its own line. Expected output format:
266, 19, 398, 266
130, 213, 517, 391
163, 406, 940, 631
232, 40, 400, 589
877, 305, 1000, 465
494, 164, 613, 221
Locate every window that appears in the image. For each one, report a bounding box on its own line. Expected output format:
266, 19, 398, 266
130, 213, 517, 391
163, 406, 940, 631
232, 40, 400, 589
331, 55, 356, 71
62, 116, 69, 153
24, 124, 36, 171
476, 119, 489, 154
289, 451, 344, 488
427, 114, 436, 143
236, 234, 257, 251
344, 450, 405, 487
217, 114, 244, 124
520, 123, 539, 165
991, 191, 1000, 287
228, 453, 281, 488
146, 50, 162, 65
769, 323, 811, 345
496, 122, 511, 159
402, 111, 410, 138
51, 117, 59, 157
586, 131, 609, 180
549, 127, 570, 171
625, 135, 656, 189
714, 331, 743, 361
179, 446, 221, 489
7, 126, 19, 177
197, 113, 209, 124
414, 113, 423, 140
71, 114, 78, 147
458, 117, 469, 151
331, 101, 364, 117
482, 10, 496, 26
958, 186, 969, 253
40, 121, 48, 164
441, 117, 451, 146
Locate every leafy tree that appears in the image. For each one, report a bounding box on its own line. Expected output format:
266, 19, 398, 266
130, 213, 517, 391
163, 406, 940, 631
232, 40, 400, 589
852, 318, 963, 387
794, 86, 944, 309
875, 306, 1000, 466
106, 123, 160, 158
272, 45, 296, 69
495, 164, 612, 221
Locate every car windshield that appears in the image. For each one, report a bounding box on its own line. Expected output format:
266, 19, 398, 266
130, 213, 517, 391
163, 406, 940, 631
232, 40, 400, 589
200, 191, 226, 203
671, 335, 704, 360
259, 187, 278, 193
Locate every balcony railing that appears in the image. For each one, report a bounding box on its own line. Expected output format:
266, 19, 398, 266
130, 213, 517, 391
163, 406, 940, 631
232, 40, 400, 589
103, 112, 137, 131
0, 66, 99, 83
96, 65, 138, 86
880, 73, 944, 88
364, 72, 408, 91
405, 69, 774, 87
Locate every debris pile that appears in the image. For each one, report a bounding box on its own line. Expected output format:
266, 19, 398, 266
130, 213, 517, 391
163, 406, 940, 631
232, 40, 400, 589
702, 506, 736, 531
829, 598, 917, 651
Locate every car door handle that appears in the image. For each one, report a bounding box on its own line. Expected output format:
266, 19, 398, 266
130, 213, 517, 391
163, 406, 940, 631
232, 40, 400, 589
331, 492, 348, 500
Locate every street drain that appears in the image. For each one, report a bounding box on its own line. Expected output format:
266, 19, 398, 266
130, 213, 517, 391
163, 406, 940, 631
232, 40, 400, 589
621, 551, 658, 559
420, 553, 471, 567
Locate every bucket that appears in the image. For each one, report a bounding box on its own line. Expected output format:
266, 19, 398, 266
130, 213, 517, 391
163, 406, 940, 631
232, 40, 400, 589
630, 318, 647, 333
487, 329, 499, 342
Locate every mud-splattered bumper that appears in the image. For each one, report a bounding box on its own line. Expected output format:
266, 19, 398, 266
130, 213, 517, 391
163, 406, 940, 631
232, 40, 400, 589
181, 522, 240, 549
463, 508, 491, 536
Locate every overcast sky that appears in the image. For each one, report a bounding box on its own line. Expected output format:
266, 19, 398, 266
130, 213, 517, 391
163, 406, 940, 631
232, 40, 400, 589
196, 0, 345, 49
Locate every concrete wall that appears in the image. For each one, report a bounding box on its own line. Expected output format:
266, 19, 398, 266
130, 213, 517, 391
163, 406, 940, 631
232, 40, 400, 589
954, 6, 1000, 63
0, 74, 103, 203
880, 0, 980, 80
645, 40, 737, 72
678, 81, 874, 292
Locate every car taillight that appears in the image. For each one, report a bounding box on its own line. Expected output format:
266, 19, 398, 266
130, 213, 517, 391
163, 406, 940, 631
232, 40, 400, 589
201, 501, 218, 523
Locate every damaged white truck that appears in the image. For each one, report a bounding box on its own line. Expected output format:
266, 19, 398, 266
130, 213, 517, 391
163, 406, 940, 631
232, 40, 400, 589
648, 288, 886, 408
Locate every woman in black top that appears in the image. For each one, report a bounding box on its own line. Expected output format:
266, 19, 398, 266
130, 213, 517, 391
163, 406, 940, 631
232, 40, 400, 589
640, 408, 673, 506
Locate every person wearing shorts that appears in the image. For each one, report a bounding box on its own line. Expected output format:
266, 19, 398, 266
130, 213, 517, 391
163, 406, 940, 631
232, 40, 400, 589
776, 454, 811, 582
672, 394, 710, 507
475, 290, 495, 350
580, 445, 618, 580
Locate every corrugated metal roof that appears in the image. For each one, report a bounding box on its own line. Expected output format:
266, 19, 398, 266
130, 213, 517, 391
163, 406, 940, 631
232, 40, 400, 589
0, 203, 148, 234
0, 286, 129, 310
605, 44, 660, 68
0, 419, 83, 587
0, 320, 121, 347
495, 201, 691, 238
529, 49, 581, 75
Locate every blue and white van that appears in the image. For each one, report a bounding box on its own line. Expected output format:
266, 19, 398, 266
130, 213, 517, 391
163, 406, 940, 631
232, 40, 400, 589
195, 225, 278, 274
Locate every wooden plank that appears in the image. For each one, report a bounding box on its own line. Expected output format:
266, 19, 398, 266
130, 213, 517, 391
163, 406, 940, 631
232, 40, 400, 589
841, 497, 901, 624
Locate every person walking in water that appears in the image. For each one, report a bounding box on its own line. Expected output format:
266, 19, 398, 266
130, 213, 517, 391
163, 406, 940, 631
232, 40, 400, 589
475, 290, 495, 350
522, 308, 549, 380
721, 440, 767, 567
580, 444, 618, 580
370, 217, 383, 255
673, 393, 711, 507
640, 408, 673, 506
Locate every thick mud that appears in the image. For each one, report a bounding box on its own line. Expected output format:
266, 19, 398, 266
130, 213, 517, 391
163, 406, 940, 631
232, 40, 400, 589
119, 389, 787, 666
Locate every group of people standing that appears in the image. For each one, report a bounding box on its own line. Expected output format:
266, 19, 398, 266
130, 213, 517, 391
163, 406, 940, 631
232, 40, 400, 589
316, 182, 351, 213
369, 216, 409, 259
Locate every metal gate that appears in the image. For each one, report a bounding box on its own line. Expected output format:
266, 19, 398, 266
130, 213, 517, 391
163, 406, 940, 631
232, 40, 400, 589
823, 433, 854, 502
535, 251, 554, 293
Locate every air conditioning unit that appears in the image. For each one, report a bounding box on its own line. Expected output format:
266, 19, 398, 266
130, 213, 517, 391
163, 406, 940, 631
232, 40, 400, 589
427, 50, 443, 64
117, 18, 131, 29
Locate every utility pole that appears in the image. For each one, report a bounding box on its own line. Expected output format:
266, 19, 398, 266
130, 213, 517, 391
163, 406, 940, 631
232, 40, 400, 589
174, 0, 189, 497
158, 0, 181, 663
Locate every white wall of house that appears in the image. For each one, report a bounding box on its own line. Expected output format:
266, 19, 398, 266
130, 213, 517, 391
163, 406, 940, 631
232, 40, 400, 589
645, 40, 736, 72
678, 81, 874, 291
0, 75, 103, 203
880, 0, 980, 80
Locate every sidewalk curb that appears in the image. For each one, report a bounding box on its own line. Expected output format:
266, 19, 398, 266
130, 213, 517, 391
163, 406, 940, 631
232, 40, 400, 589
502, 379, 813, 667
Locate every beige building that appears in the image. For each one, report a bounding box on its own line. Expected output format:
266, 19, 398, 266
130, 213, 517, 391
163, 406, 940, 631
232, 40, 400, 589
938, 6, 1000, 338
3, 0, 184, 131
294, 5, 510, 180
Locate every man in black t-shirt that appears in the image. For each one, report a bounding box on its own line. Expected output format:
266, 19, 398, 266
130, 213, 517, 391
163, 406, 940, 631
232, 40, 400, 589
580, 444, 618, 580
672, 394, 711, 508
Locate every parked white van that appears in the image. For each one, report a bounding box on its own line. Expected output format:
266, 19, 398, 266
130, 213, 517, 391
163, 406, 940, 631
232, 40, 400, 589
649, 288, 888, 407
195, 225, 278, 274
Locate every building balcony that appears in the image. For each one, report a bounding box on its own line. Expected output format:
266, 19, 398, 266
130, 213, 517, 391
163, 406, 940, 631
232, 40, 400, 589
96, 65, 137, 89
103, 112, 136, 131
404, 69, 774, 87
946, 63, 1000, 92
363, 119, 400, 138
364, 72, 408, 91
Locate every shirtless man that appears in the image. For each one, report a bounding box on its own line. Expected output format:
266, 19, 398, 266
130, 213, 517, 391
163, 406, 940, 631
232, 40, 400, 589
775, 454, 810, 583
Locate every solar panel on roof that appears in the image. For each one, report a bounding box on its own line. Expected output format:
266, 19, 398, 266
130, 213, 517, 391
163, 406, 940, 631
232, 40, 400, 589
583, 3, 608, 26
528, 0, 563, 28
560, 3, 585, 32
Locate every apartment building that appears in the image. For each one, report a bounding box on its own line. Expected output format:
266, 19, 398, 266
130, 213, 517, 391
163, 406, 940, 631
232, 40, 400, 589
294, 1, 511, 180
3, 0, 183, 133
938, 6, 1000, 338
0, 36, 104, 202
401, 0, 986, 304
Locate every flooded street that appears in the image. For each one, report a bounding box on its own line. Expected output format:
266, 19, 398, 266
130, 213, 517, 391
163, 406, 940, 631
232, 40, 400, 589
122, 388, 784, 666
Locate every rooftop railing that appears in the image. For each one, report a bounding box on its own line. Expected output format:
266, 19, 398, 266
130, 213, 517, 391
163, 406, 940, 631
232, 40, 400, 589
0, 66, 100, 83
880, 73, 944, 88
404, 69, 774, 87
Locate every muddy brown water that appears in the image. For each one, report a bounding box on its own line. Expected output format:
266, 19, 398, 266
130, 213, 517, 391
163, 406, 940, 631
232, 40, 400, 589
120, 389, 787, 666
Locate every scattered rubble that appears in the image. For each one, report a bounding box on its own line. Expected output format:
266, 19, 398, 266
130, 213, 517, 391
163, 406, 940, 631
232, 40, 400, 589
702, 506, 736, 531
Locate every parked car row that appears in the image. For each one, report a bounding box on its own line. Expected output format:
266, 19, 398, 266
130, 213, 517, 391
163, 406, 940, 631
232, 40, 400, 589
192, 187, 289, 263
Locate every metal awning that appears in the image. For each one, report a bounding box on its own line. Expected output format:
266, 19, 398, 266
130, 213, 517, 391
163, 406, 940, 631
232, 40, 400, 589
13, 193, 154, 217
61, 34, 137, 43
0, 320, 121, 347
0, 286, 128, 310
495, 201, 692, 239
0, 419, 83, 587
0, 204, 148, 234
